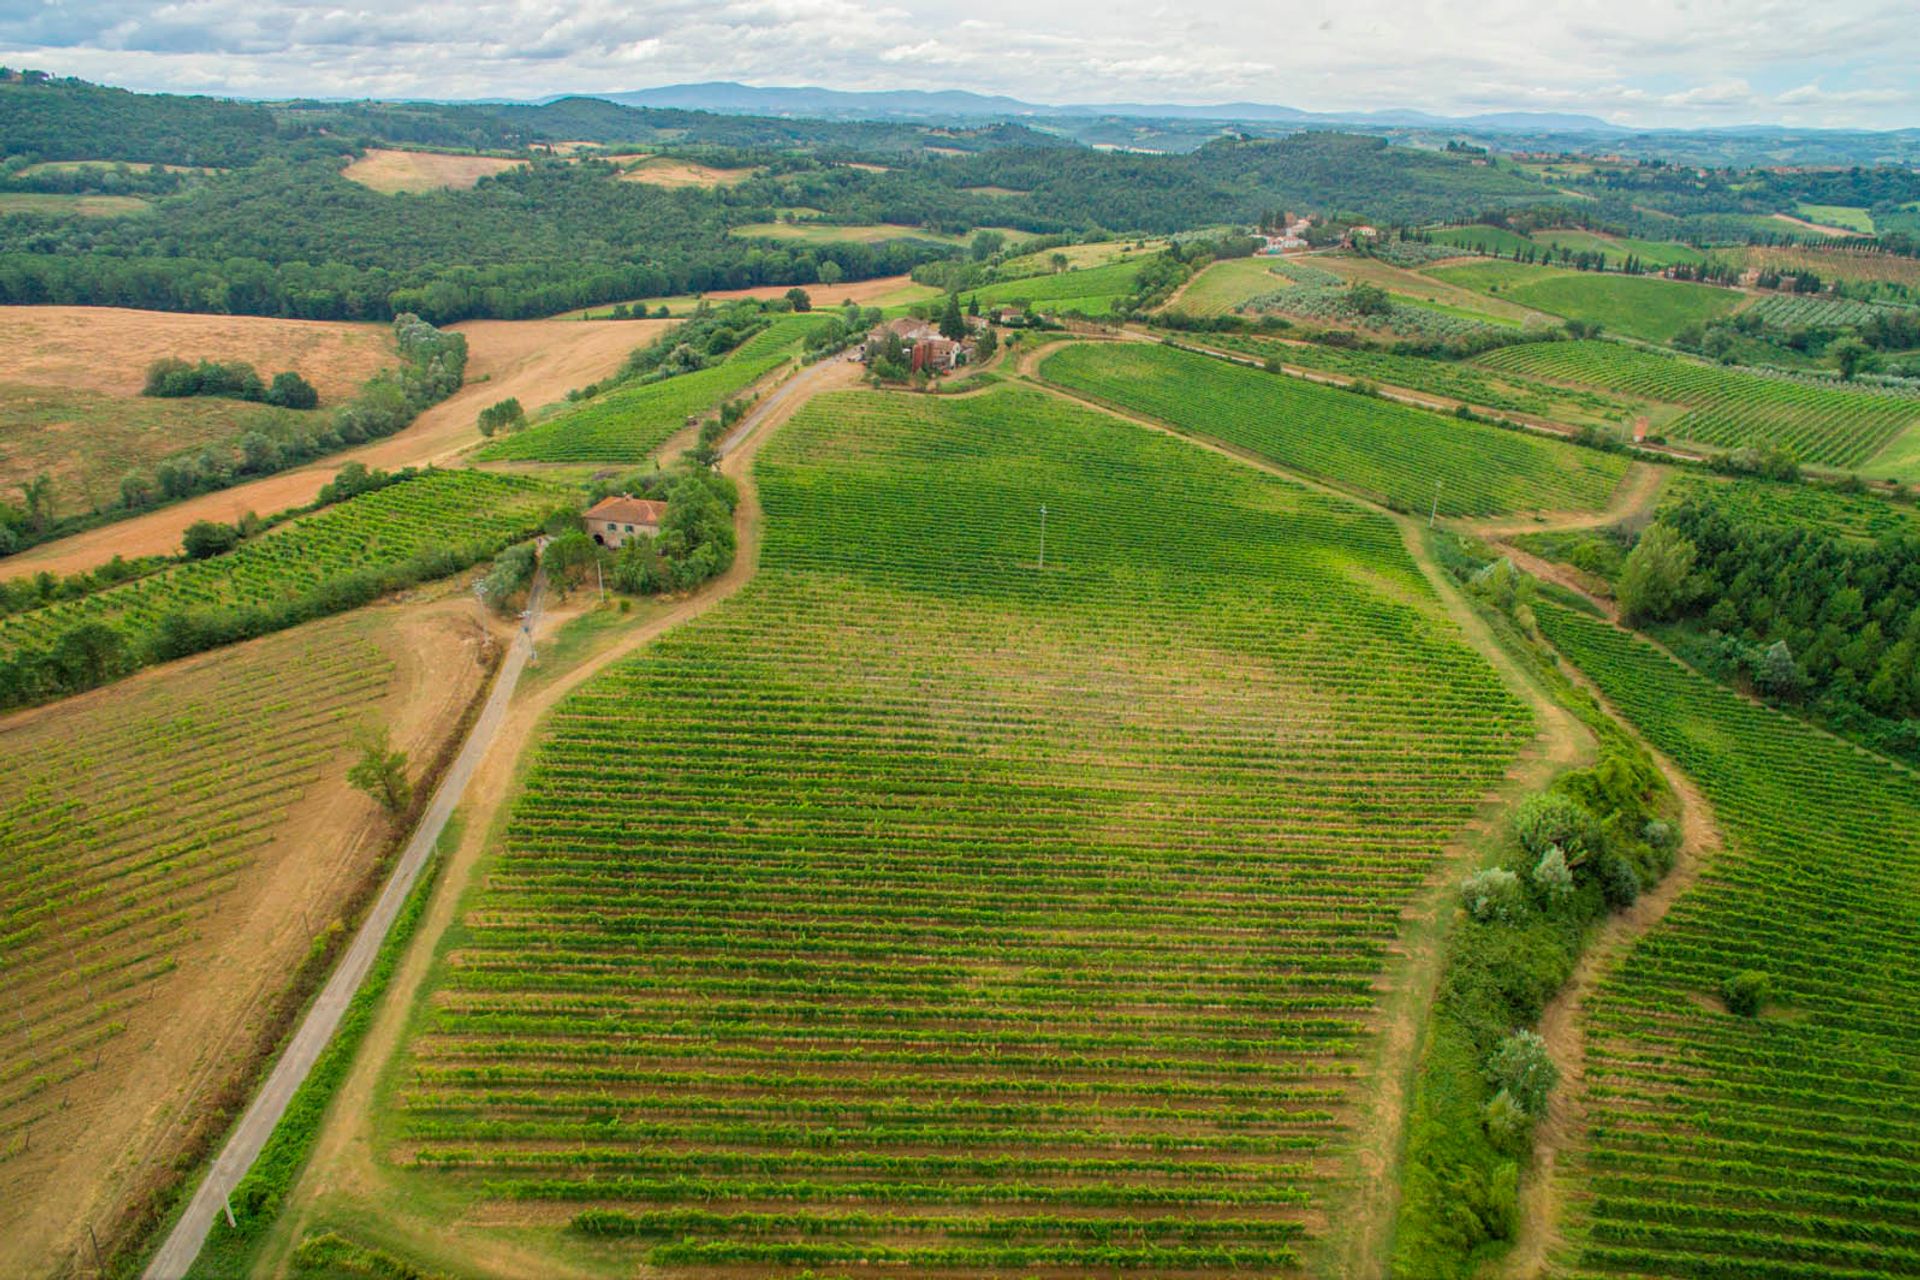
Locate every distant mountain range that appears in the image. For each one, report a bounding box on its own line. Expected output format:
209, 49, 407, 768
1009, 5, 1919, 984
592, 83, 1626, 133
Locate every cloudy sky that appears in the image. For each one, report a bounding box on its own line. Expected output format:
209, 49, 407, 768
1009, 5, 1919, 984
3, 0, 1916, 129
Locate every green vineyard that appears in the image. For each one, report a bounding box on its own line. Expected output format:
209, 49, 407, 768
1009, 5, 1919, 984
0, 619, 392, 1152
0, 470, 556, 671
1660, 473, 1920, 542
1041, 342, 1627, 516
382, 385, 1533, 1271
1187, 334, 1634, 423
1536, 605, 1920, 1280
475, 314, 829, 464
1476, 340, 1920, 468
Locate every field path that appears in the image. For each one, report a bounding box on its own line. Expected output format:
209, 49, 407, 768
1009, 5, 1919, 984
143, 573, 550, 1280
1503, 638, 1727, 1278
207, 357, 854, 1279
6, 318, 658, 579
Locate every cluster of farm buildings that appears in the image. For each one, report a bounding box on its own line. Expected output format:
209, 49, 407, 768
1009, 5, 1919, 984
853, 315, 991, 374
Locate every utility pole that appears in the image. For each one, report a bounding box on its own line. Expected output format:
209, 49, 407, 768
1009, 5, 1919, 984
88, 1224, 104, 1277
1429, 479, 1443, 528
1038, 504, 1048, 571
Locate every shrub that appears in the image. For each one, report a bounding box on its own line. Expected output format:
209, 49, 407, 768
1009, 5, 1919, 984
1482, 1088, 1532, 1150
1596, 851, 1641, 909
1722, 969, 1771, 1017
1532, 845, 1575, 903
1461, 867, 1526, 924
1484, 1030, 1558, 1116
1514, 792, 1599, 859
181, 519, 241, 560
266, 370, 319, 409
1641, 818, 1674, 849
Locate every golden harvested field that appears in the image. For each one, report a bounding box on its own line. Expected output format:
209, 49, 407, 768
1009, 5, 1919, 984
0, 599, 498, 1279
0, 307, 393, 515
616, 156, 759, 188
341, 149, 526, 193
4, 317, 657, 576
0, 306, 391, 400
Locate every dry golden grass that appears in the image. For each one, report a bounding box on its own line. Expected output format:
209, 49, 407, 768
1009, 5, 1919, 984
340, 149, 526, 193
0, 306, 391, 400
616, 155, 759, 188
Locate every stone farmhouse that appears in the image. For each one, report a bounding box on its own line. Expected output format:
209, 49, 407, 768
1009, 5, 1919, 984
584, 495, 666, 548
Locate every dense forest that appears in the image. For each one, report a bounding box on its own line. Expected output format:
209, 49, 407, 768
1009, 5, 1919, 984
1620, 487, 1920, 760
0, 78, 1572, 321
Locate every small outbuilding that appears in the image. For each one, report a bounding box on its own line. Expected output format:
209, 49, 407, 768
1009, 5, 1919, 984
584, 495, 667, 548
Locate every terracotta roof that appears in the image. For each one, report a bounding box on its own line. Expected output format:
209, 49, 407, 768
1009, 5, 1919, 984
584, 495, 667, 526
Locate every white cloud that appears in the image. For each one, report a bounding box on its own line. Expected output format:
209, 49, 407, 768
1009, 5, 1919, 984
0, 0, 1915, 128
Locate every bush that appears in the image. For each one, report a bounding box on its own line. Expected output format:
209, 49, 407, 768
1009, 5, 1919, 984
1482, 1088, 1532, 1151
266, 370, 318, 409
1461, 867, 1526, 925
1484, 1030, 1558, 1116
181, 519, 241, 560
1722, 969, 1771, 1017
1532, 845, 1575, 903
1513, 792, 1599, 859
1595, 851, 1641, 908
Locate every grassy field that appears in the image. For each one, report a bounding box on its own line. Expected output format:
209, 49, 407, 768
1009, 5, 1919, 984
729, 222, 966, 246
1041, 342, 1627, 516
349, 383, 1531, 1273
0, 192, 150, 217
1313, 256, 1548, 327
474, 315, 830, 463
1426, 225, 1535, 257
998, 238, 1166, 275
1426, 262, 1742, 342
339, 150, 526, 193
1531, 229, 1708, 270
0, 470, 557, 689
16, 159, 221, 177
1795, 203, 1875, 233
1476, 340, 1920, 470
965, 258, 1148, 317
1536, 604, 1920, 1280
0, 601, 490, 1276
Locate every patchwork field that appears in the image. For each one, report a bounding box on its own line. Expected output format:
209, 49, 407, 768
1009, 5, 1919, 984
1426, 262, 1743, 342
0, 600, 494, 1278
0, 469, 557, 699
1536, 605, 1920, 1280
359, 383, 1532, 1273
474, 315, 830, 463
341, 149, 527, 194
1476, 340, 1920, 469
1041, 342, 1628, 516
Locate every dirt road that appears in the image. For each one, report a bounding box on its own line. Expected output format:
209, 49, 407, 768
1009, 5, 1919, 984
141, 577, 548, 1280
7, 319, 656, 579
